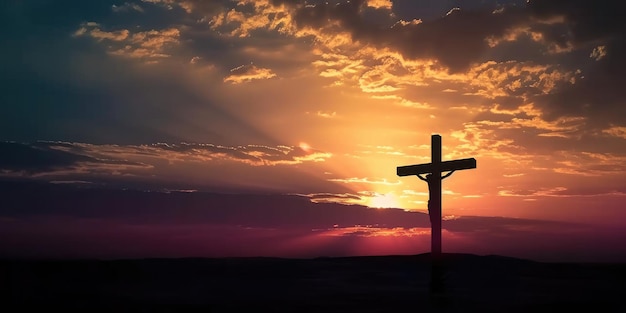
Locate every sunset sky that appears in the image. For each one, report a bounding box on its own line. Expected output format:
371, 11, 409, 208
1, 0, 625, 261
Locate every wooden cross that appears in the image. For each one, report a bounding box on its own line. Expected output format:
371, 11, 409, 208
397, 134, 476, 259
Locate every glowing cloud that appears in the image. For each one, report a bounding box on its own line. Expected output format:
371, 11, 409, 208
224, 64, 277, 84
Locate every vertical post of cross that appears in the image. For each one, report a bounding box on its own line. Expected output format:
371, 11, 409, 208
396, 134, 476, 294
431, 135, 442, 258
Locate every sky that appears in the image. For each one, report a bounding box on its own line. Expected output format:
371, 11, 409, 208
1, 0, 625, 262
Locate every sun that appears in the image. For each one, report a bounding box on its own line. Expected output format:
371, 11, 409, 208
368, 193, 400, 209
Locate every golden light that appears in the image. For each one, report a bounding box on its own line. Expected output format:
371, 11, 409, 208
368, 192, 400, 208
299, 142, 311, 152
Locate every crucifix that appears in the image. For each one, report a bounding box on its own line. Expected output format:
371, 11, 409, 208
397, 134, 476, 259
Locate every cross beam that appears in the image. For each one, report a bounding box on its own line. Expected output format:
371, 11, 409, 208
397, 158, 476, 177
396, 134, 476, 259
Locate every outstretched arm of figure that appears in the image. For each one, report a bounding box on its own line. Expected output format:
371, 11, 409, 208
417, 174, 427, 182
441, 170, 455, 180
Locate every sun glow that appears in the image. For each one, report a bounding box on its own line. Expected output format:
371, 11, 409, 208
368, 193, 400, 208
299, 142, 311, 152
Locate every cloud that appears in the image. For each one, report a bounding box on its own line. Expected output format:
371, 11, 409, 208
141, 0, 178, 11
148, 142, 331, 165
65, 0, 626, 133
84, 27, 130, 41
74, 23, 180, 62
311, 51, 366, 84
365, 0, 393, 10
527, 0, 625, 45
464, 61, 579, 99
315, 111, 337, 118
223, 63, 277, 83
0, 142, 90, 172
319, 226, 430, 237
0, 182, 426, 229
0, 141, 332, 184
0, 142, 149, 176
209, 0, 295, 37
498, 186, 626, 198
590, 45, 607, 61
522, 0, 626, 128
299, 191, 404, 208
602, 126, 626, 139
328, 177, 402, 186
550, 151, 626, 177
281, 1, 529, 72
112, 2, 144, 13
196, 0, 624, 128
299, 192, 364, 205
9, 0, 626, 222
371, 95, 431, 109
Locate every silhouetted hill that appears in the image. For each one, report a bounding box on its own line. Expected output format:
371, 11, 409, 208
2, 253, 624, 312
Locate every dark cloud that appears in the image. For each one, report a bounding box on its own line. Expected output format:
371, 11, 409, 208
525, 0, 626, 126
0, 180, 426, 229
385, 7, 528, 72
528, 0, 625, 44
284, 0, 624, 74
0, 181, 582, 236
138, 0, 232, 16
287, 1, 529, 72
304, 193, 362, 202
292, 0, 370, 30
278, 0, 626, 127
0, 142, 333, 193
150, 142, 328, 165
0, 142, 146, 175
0, 142, 91, 172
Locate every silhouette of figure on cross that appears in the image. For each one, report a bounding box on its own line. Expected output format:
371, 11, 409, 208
397, 135, 476, 295
417, 171, 455, 225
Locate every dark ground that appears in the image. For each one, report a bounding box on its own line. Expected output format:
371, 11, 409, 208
1, 253, 625, 312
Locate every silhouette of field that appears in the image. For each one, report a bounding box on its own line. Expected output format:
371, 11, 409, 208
2, 253, 624, 312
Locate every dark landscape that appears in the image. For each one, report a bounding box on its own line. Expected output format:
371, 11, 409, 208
2, 253, 625, 312
2, 0, 626, 312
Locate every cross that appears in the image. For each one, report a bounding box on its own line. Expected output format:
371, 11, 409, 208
397, 134, 476, 259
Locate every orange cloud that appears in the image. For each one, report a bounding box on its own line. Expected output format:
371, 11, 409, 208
316, 111, 337, 118
602, 126, 626, 139
327, 177, 402, 186
0, 141, 333, 183
299, 192, 363, 205
73, 23, 180, 62
210, 0, 295, 37
365, 0, 393, 10
74, 26, 129, 41
318, 226, 430, 237
590, 45, 607, 61
224, 63, 277, 84
498, 187, 626, 198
